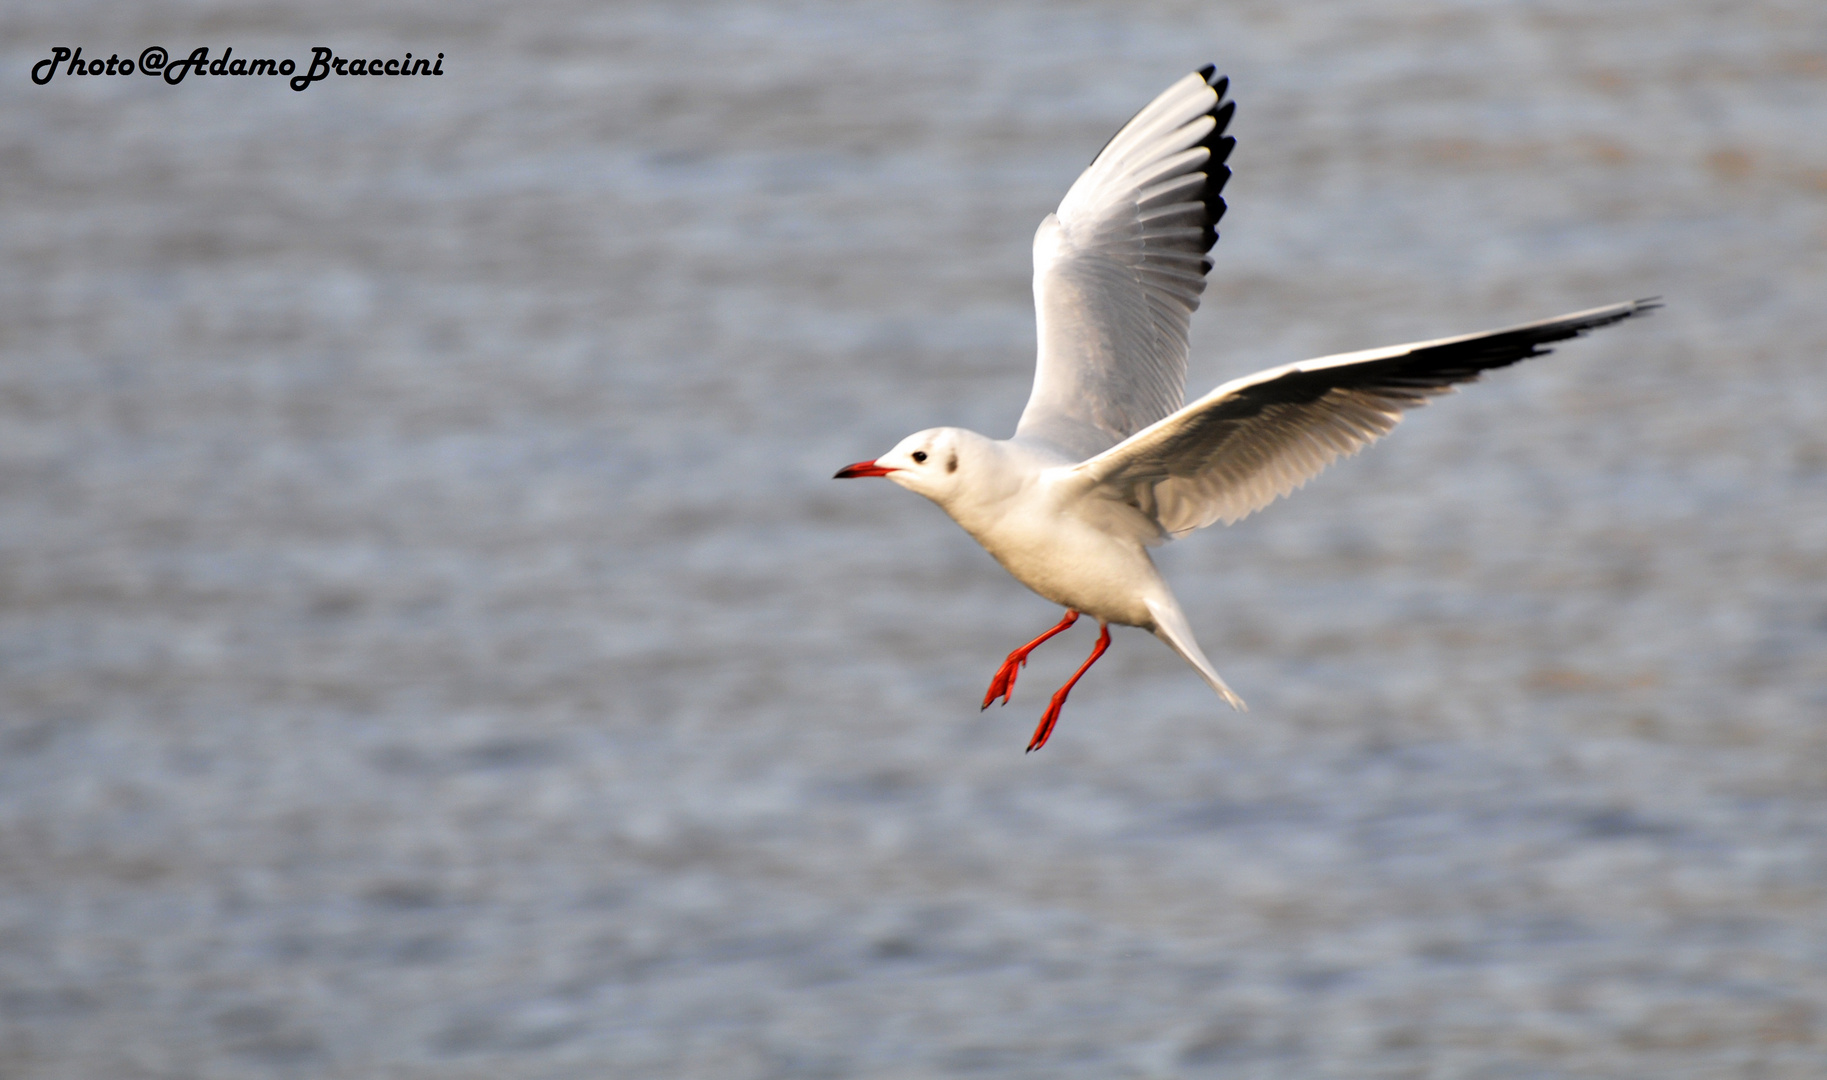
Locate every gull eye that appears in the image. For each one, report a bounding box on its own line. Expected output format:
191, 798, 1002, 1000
911, 451, 928, 463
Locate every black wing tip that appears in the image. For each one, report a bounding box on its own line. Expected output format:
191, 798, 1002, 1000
1487, 298, 1661, 357
1195, 84, 1235, 251
1210, 133, 1236, 166
1198, 185, 1229, 251
1211, 98, 1236, 134
1608, 296, 1662, 316
1380, 298, 1663, 381
1564, 297, 1662, 336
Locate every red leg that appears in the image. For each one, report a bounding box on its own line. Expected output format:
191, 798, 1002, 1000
982, 611, 1079, 710
1026, 623, 1111, 753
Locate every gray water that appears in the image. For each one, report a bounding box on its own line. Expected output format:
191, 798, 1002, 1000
4, 1, 1826, 1076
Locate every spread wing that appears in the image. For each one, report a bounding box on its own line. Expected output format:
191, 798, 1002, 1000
1071, 299, 1659, 537
1014, 66, 1235, 461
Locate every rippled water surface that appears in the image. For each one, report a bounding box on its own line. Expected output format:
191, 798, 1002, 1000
3, 1, 1826, 1076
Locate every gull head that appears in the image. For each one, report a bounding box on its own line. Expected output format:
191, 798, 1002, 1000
834, 427, 976, 503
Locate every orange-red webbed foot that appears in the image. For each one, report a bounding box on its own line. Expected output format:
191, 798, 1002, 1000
981, 658, 1022, 710
1025, 623, 1111, 752
981, 610, 1079, 709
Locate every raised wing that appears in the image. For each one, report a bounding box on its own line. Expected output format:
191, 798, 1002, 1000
1072, 299, 1659, 537
1014, 67, 1235, 461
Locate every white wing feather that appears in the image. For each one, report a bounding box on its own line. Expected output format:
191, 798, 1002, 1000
1014, 68, 1236, 461
1071, 300, 1659, 537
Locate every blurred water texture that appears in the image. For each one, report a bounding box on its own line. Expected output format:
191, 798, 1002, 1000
3, 0, 1827, 1076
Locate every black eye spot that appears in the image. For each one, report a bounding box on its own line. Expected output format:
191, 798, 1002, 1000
911, 451, 927, 463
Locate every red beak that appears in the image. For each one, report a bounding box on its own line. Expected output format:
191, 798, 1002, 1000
834, 460, 898, 479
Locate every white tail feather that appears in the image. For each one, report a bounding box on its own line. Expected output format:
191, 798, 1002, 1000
1145, 597, 1246, 711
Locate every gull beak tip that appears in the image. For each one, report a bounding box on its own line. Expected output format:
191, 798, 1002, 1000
834, 460, 895, 479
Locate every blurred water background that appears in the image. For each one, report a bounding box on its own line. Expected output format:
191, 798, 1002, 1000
3, 0, 1826, 1076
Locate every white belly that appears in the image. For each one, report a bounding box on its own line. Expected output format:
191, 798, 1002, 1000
967, 494, 1163, 628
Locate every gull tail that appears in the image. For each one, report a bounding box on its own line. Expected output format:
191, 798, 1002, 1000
1146, 596, 1247, 711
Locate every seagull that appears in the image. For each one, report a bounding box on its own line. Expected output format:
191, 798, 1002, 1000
835, 65, 1655, 752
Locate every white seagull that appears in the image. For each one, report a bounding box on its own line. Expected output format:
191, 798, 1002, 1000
835, 65, 1655, 751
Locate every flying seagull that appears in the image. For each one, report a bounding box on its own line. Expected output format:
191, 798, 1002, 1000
835, 65, 1655, 751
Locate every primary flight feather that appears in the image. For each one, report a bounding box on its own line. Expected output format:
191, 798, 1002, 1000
835, 66, 1655, 751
